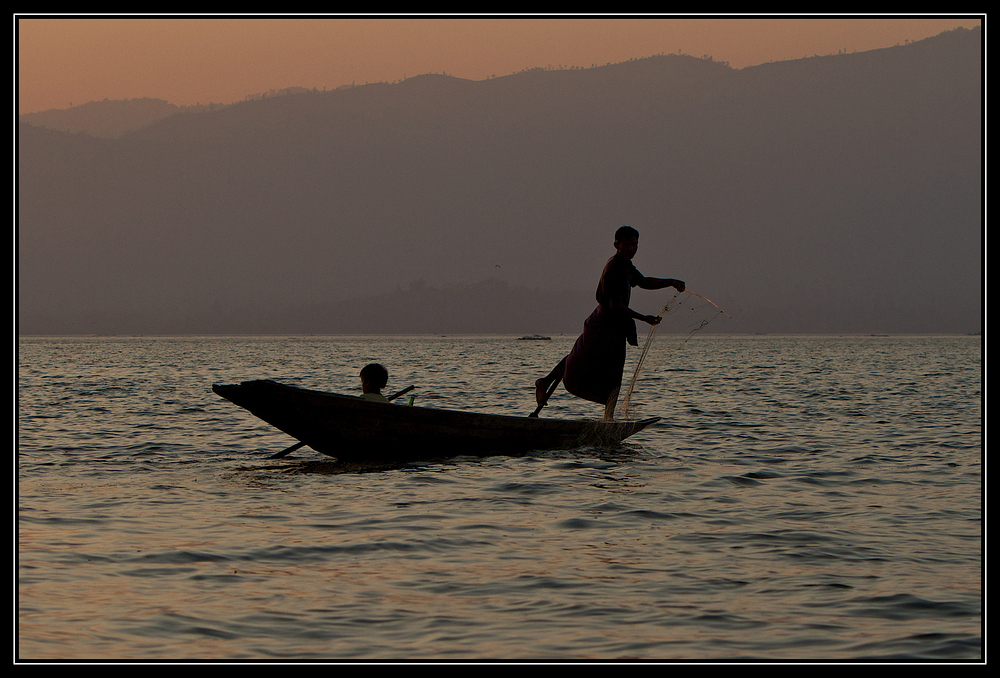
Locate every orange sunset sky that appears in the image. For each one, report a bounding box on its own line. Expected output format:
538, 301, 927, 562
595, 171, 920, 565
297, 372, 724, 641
16, 15, 982, 115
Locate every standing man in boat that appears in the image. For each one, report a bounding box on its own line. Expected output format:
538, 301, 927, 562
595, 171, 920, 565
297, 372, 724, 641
534, 225, 684, 421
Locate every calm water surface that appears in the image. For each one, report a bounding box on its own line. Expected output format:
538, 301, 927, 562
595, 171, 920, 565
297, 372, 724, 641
17, 335, 982, 661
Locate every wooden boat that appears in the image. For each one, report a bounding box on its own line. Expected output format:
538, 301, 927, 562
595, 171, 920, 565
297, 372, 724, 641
212, 379, 660, 461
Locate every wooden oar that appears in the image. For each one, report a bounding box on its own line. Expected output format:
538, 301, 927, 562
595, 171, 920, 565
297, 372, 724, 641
268, 440, 306, 459
529, 375, 562, 418
267, 385, 416, 458
388, 385, 416, 401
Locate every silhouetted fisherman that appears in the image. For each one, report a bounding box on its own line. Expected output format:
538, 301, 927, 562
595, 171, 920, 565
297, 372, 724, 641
533, 226, 684, 421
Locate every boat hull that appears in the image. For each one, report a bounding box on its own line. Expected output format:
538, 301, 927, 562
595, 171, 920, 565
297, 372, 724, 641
212, 379, 660, 461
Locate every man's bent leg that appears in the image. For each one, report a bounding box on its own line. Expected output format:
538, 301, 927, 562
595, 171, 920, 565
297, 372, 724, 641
535, 356, 567, 407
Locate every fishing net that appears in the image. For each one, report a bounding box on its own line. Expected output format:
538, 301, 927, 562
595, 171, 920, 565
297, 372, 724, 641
617, 290, 730, 420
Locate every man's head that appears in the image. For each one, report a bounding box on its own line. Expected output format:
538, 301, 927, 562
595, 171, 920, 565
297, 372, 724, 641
614, 225, 639, 259
615, 225, 639, 243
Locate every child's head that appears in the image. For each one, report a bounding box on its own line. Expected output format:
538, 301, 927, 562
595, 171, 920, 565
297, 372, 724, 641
360, 363, 389, 393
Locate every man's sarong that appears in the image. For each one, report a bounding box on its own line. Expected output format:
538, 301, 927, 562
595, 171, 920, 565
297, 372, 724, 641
562, 305, 631, 405
561, 254, 642, 405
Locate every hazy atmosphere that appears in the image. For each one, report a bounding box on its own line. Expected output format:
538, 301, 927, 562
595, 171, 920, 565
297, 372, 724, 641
14, 18, 986, 663
17, 16, 983, 335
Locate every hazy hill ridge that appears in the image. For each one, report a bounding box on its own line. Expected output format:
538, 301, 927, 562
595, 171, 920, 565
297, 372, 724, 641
19, 97, 232, 139
18, 27, 981, 335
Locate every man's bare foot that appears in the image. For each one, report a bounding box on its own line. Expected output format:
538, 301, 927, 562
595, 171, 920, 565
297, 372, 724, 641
603, 388, 619, 422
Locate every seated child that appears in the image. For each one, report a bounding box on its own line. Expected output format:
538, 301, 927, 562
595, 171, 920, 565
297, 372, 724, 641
359, 363, 390, 402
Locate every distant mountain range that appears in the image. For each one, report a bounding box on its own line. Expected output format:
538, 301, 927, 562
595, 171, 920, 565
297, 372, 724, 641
18, 86, 323, 139
17, 27, 982, 335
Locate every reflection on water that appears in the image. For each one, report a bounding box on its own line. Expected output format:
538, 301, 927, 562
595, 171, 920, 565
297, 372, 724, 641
18, 335, 981, 660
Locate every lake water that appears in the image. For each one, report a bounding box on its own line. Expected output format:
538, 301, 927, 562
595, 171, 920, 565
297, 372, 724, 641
17, 334, 982, 662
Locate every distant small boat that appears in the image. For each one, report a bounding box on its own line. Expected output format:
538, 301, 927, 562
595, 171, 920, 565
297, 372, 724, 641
517, 334, 551, 340
212, 379, 658, 461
